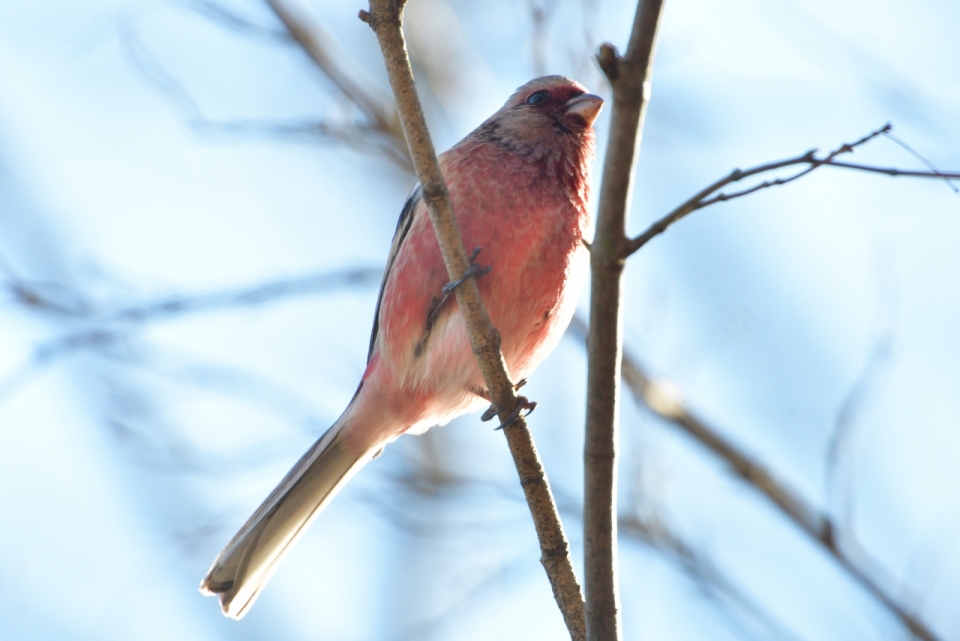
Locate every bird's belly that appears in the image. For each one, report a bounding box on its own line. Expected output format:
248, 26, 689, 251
370, 195, 587, 431
494, 239, 588, 380
411, 223, 585, 404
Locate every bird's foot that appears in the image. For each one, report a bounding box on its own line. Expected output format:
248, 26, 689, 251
441, 247, 492, 295
481, 390, 536, 430
424, 248, 492, 336
478, 378, 528, 420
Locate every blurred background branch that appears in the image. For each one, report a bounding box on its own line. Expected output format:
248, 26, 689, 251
568, 315, 941, 641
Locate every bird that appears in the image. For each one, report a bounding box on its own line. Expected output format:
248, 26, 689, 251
200, 75, 603, 619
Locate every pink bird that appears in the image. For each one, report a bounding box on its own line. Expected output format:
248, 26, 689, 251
200, 75, 603, 618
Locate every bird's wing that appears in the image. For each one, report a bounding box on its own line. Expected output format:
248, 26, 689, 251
367, 183, 421, 361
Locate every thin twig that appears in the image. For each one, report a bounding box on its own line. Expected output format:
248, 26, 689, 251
618, 514, 806, 641
627, 124, 895, 255
587, 1, 664, 640
187, 0, 289, 40
527, 0, 560, 76
264, 0, 410, 168
825, 332, 894, 518
123, 3, 412, 169
820, 160, 960, 180
359, 2, 586, 639
882, 131, 960, 194
0, 268, 381, 401
371, 458, 802, 641
827, 251, 900, 536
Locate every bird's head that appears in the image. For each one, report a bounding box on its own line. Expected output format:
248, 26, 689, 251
482, 76, 604, 152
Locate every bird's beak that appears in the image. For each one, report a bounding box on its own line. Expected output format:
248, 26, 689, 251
565, 93, 604, 127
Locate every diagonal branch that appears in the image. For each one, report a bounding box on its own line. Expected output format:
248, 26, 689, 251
626, 123, 960, 256
0, 268, 381, 402
188, 0, 289, 40
358, 2, 586, 639
264, 0, 409, 167
586, 1, 664, 640
47, 267, 377, 346
136, 27, 411, 164
626, 124, 892, 255
567, 315, 941, 640
569, 315, 942, 641
617, 513, 806, 641
881, 131, 960, 193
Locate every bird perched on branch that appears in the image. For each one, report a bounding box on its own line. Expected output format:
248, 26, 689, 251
201, 75, 603, 619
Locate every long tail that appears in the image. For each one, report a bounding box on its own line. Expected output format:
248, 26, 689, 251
200, 411, 377, 619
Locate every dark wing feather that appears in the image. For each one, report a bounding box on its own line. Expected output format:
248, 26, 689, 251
367, 184, 421, 361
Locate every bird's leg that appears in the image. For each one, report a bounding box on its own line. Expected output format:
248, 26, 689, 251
424, 247, 491, 334
442, 246, 492, 294
480, 378, 529, 422
416, 248, 492, 358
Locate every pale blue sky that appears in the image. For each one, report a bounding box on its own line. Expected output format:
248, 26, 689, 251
0, 0, 958, 639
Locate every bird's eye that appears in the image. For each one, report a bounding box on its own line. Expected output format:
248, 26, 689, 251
526, 91, 548, 106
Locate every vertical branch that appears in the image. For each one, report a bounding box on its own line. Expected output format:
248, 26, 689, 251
359, 2, 586, 639
585, 1, 664, 640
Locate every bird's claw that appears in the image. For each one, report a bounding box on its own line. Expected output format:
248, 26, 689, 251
481, 404, 498, 422
482, 395, 537, 430
441, 247, 491, 294
424, 248, 491, 339
479, 379, 528, 421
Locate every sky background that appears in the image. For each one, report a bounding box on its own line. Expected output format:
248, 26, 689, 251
0, 0, 958, 639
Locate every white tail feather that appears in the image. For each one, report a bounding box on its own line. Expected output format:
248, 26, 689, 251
200, 416, 375, 618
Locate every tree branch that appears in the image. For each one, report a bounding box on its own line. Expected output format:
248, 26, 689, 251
618, 514, 805, 641
0, 268, 381, 402
820, 160, 960, 180
614, 333, 941, 641
359, 2, 586, 639
586, 1, 664, 639
626, 124, 893, 255
567, 314, 942, 640
264, 0, 410, 167
125, 1, 413, 170
626, 123, 960, 256
881, 130, 960, 193
189, 0, 289, 41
